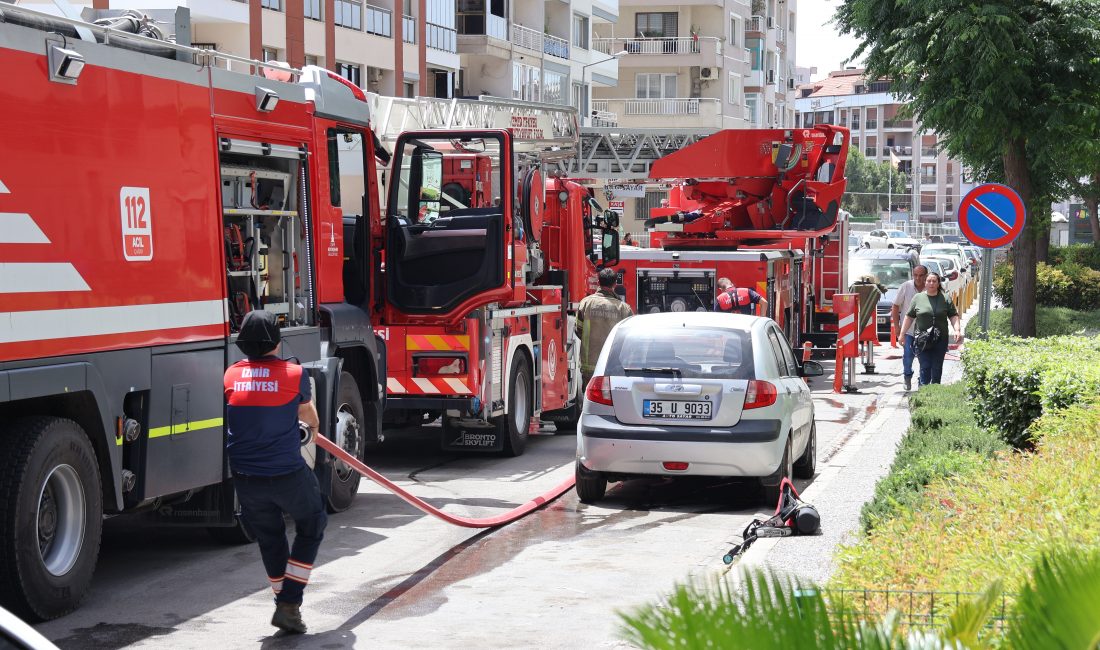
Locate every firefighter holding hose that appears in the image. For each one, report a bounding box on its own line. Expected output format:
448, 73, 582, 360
223, 310, 325, 635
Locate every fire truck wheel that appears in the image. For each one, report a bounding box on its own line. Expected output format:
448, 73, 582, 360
574, 461, 606, 504
497, 355, 532, 457
327, 372, 366, 513
793, 422, 817, 479
0, 417, 103, 621
761, 435, 793, 507
362, 399, 384, 452
547, 381, 582, 433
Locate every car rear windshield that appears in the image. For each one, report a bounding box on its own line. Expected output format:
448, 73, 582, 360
604, 327, 754, 380
849, 259, 912, 288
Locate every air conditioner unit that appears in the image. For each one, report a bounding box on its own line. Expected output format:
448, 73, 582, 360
700, 67, 719, 81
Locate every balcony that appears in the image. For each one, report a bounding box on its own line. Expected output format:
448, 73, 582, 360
593, 98, 722, 128
921, 147, 939, 158
402, 14, 415, 43
889, 145, 912, 156
365, 4, 392, 38
884, 118, 913, 129
747, 15, 765, 34
920, 175, 938, 186
590, 101, 619, 127
851, 121, 861, 131
865, 119, 878, 129
746, 68, 764, 88
511, 24, 542, 52
594, 37, 721, 69
865, 147, 877, 157
544, 33, 569, 59
426, 22, 457, 52
457, 13, 507, 40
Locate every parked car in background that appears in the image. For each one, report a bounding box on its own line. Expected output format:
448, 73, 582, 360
924, 234, 945, 244
919, 259, 958, 305
921, 243, 973, 282
861, 229, 922, 250
849, 234, 862, 253
848, 249, 919, 338
575, 313, 823, 506
922, 255, 964, 307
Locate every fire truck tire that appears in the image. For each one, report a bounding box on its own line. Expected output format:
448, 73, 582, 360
327, 372, 366, 513
546, 381, 582, 433
793, 422, 817, 479
761, 435, 793, 507
0, 417, 103, 621
497, 355, 532, 457
574, 462, 606, 504
362, 399, 384, 452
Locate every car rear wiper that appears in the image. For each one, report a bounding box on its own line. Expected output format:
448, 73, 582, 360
622, 367, 682, 377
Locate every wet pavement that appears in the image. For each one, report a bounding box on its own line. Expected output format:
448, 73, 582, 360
33, 315, 972, 649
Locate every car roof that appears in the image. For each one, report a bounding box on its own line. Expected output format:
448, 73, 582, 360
851, 249, 915, 259
617, 312, 766, 334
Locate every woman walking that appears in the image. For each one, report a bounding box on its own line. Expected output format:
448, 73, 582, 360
900, 272, 962, 386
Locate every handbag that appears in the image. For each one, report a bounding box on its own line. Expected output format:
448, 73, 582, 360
913, 295, 942, 352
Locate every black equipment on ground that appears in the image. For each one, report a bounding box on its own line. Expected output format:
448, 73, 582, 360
722, 478, 820, 564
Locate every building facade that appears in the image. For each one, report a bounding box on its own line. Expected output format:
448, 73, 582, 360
796, 69, 975, 224
588, 0, 797, 130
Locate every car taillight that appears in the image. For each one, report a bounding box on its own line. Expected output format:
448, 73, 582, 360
585, 376, 612, 406
414, 356, 466, 376
662, 461, 689, 471
744, 380, 777, 409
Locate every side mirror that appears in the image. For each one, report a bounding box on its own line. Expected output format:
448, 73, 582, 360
603, 209, 620, 229
801, 360, 824, 377
949, 271, 959, 281
601, 230, 620, 267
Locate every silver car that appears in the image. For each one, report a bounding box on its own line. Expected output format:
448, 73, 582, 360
575, 313, 823, 505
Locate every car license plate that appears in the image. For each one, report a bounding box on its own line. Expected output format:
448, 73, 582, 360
643, 400, 711, 420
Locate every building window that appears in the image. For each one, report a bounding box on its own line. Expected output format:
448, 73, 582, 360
304, 0, 321, 20
262, 47, 280, 62
261, 0, 282, 10
635, 73, 677, 99
404, 81, 416, 98
572, 13, 589, 49
304, 54, 321, 67
747, 38, 762, 70
336, 62, 361, 87
746, 95, 760, 125
729, 14, 741, 48
638, 190, 668, 220
512, 62, 540, 102
728, 73, 741, 105
335, 0, 362, 30
543, 69, 566, 105
192, 42, 225, 68
635, 12, 677, 38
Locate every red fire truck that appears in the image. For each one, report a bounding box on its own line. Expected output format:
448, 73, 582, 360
614, 127, 851, 349
0, 6, 401, 619
364, 96, 619, 454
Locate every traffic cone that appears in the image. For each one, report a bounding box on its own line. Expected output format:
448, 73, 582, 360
890, 319, 898, 348
802, 341, 813, 363
832, 345, 844, 394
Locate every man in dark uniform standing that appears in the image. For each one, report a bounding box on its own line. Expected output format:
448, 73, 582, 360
223, 310, 324, 635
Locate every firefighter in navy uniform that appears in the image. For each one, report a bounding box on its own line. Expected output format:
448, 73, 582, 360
713, 276, 768, 316
223, 310, 325, 635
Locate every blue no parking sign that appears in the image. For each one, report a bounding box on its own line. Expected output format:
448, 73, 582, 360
958, 183, 1026, 249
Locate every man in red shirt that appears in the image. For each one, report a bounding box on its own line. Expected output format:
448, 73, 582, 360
224, 310, 323, 635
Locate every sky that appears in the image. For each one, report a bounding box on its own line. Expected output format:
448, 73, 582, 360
795, 0, 866, 81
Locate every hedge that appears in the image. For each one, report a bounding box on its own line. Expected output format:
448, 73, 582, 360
831, 400, 1100, 599
964, 306, 1100, 339
962, 336, 1100, 447
992, 262, 1100, 311
860, 383, 1006, 531
1048, 243, 1100, 270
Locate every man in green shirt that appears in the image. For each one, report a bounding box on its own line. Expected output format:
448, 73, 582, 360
577, 268, 633, 387
900, 272, 962, 386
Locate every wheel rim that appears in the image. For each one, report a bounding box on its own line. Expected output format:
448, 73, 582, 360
512, 371, 530, 433
37, 464, 85, 577
334, 404, 363, 481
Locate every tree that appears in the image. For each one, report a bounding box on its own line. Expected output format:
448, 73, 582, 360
841, 149, 910, 219
833, 1, 1100, 337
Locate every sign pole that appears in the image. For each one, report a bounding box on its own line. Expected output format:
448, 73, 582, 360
978, 251, 995, 336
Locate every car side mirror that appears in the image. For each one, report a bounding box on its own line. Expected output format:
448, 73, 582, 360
949, 271, 959, 281
601, 230, 620, 267
800, 360, 824, 377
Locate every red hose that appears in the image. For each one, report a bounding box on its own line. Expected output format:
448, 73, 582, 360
316, 434, 576, 528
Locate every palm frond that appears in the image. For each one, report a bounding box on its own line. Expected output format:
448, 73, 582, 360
941, 581, 1002, 649
1005, 546, 1100, 650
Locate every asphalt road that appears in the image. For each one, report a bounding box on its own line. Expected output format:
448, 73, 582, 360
33, 326, 969, 649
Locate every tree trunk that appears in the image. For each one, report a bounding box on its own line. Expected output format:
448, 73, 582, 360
1004, 139, 1036, 337
1089, 173, 1100, 245
1036, 211, 1051, 263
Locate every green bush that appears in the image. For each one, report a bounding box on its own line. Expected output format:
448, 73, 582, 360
1049, 243, 1100, 270
965, 306, 1100, 338
963, 336, 1100, 447
993, 261, 1100, 310
860, 384, 1006, 531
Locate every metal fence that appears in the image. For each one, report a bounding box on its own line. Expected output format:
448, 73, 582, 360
825, 588, 1017, 636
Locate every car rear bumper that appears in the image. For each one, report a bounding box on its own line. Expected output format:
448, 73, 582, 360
577, 414, 785, 477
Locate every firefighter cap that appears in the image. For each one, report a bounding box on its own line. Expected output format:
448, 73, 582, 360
236, 310, 281, 358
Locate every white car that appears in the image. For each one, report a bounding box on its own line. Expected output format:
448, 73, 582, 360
921, 243, 972, 280
575, 312, 823, 505
861, 229, 921, 250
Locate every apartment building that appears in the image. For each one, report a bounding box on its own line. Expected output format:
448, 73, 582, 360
795, 69, 975, 223
20, 0, 461, 98
453, 0, 620, 115
587, 0, 797, 130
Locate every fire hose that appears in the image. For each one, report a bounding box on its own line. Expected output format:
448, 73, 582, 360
315, 434, 576, 528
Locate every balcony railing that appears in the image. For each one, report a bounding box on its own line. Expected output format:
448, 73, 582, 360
488, 14, 506, 39
920, 204, 937, 213
512, 24, 542, 51
426, 22, 457, 52
921, 147, 939, 158
748, 15, 764, 33
865, 147, 877, 157
594, 37, 719, 56
544, 33, 569, 59
624, 98, 717, 116
851, 121, 861, 130
402, 14, 415, 43
865, 119, 878, 129
920, 175, 937, 185
884, 118, 913, 129
365, 4, 392, 38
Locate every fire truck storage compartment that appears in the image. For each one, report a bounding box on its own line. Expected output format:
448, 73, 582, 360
219, 148, 309, 331
636, 270, 715, 314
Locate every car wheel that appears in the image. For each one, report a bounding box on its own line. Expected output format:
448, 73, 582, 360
497, 354, 532, 457
761, 436, 793, 507
887, 244, 895, 249
575, 461, 606, 504
861, 242, 870, 249
0, 417, 103, 621
793, 422, 817, 479
326, 372, 365, 513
